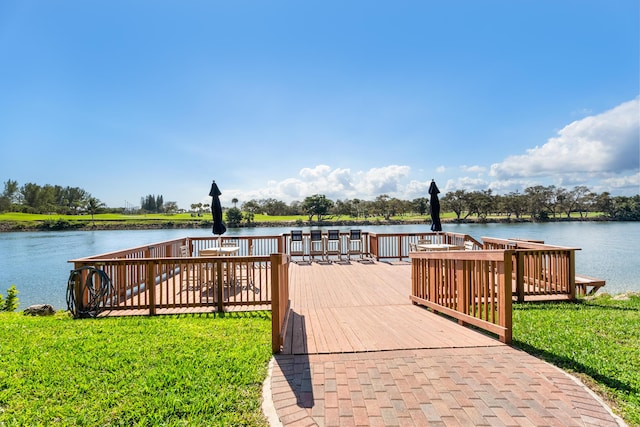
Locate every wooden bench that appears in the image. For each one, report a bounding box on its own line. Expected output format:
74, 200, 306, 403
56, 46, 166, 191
575, 274, 606, 296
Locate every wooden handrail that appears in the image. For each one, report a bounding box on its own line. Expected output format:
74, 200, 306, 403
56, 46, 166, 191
368, 232, 482, 261
481, 237, 578, 301
410, 250, 514, 343
70, 255, 273, 315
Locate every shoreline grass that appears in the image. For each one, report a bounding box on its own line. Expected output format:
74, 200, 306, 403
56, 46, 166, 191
1, 295, 638, 426
0, 211, 607, 232
0, 312, 273, 426
512, 294, 640, 426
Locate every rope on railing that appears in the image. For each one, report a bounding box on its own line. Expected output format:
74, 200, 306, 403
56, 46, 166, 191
66, 266, 113, 318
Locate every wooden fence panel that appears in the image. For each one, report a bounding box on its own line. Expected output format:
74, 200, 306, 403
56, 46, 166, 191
410, 250, 513, 343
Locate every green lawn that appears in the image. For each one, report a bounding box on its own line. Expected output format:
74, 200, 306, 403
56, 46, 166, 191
0, 312, 272, 426
512, 294, 640, 426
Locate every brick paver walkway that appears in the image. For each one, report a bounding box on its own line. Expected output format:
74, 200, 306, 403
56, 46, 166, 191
268, 347, 623, 426
264, 262, 625, 426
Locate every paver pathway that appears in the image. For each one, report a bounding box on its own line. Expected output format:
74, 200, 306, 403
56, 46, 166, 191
264, 261, 624, 426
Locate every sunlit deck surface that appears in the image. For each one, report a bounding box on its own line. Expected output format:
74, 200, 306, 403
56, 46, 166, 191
284, 259, 501, 355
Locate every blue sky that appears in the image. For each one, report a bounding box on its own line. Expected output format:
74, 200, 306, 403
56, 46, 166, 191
1, 1, 638, 209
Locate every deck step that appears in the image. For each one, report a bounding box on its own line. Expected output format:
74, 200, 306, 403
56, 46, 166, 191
575, 274, 606, 296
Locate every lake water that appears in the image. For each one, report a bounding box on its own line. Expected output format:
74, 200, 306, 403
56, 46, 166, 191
1, 222, 638, 310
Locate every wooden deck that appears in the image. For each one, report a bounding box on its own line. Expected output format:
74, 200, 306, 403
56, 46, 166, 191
282, 260, 503, 355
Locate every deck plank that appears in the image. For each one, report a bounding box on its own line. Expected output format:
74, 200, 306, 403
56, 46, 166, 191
284, 261, 502, 355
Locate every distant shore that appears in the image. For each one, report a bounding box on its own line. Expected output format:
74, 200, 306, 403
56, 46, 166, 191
0, 215, 623, 232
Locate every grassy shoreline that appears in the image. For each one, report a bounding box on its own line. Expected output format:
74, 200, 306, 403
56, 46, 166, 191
0, 211, 611, 232
1, 294, 638, 426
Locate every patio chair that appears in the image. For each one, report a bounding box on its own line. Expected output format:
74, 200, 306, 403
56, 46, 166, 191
413, 240, 428, 251
179, 245, 200, 290
464, 240, 475, 251
179, 245, 190, 257
309, 230, 327, 263
222, 239, 239, 247
347, 229, 364, 261
289, 230, 306, 263
325, 229, 343, 262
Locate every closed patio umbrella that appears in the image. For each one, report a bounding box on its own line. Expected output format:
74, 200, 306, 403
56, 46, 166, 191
209, 180, 227, 236
429, 179, 442, 232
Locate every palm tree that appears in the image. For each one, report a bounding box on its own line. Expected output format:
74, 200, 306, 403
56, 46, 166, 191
85, 197, 105, 227
232, 198, 238, 208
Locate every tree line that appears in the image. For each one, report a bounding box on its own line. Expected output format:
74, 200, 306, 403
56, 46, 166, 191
2, 179, 638, 222
0, 180, 181, 215
0, 180, 106, 216
234, 185, 639, 224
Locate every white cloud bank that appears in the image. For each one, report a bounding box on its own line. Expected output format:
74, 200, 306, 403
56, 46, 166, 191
230, 164, 415, 203
490, 98, 639, 179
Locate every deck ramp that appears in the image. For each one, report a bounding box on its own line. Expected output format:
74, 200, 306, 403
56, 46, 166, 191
284, 261, 502, 355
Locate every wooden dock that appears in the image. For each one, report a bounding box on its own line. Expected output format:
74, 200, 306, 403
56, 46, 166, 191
283, 260, 503, 355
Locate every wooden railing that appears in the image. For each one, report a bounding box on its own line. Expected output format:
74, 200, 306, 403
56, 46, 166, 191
68, 236, 290, 313
482, 237, 578, 301
410, 250, 514, 343
69, 232, 583, 351
271, 253, 290, 353
369, 232, 482, 261
189, 236, 284, 257
69, 254, 274, 313
82, 238, 188, 260
69, 235, 292, 353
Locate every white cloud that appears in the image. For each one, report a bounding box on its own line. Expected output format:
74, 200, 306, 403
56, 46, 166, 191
229, 164, 415, 202
490, 98, 640, 179
460, 165, 487, 174
598, 172, 640, 194
358, 165, 411, 195
444, 177, 489, 193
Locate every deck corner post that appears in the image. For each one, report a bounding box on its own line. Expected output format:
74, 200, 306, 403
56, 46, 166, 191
569, 249, 576, 300
271, 253, 282, 353
501, 250, 514, 344
147, 261, 156, 316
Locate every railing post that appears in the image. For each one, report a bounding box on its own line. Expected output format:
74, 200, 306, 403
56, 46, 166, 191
216, 260, 224, 312
516, 252, 524, 303
147, 261, 156, 315
456, 260, 467, 326
277, 235, 285, 254
271, 253, 282, 353
369, 234, 379, 260
568, 249, 576, 300
501, 250, 513, 344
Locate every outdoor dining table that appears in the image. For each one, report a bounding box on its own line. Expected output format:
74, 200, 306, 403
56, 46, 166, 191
416, 243, 465, 251
200, 246, 240, 256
